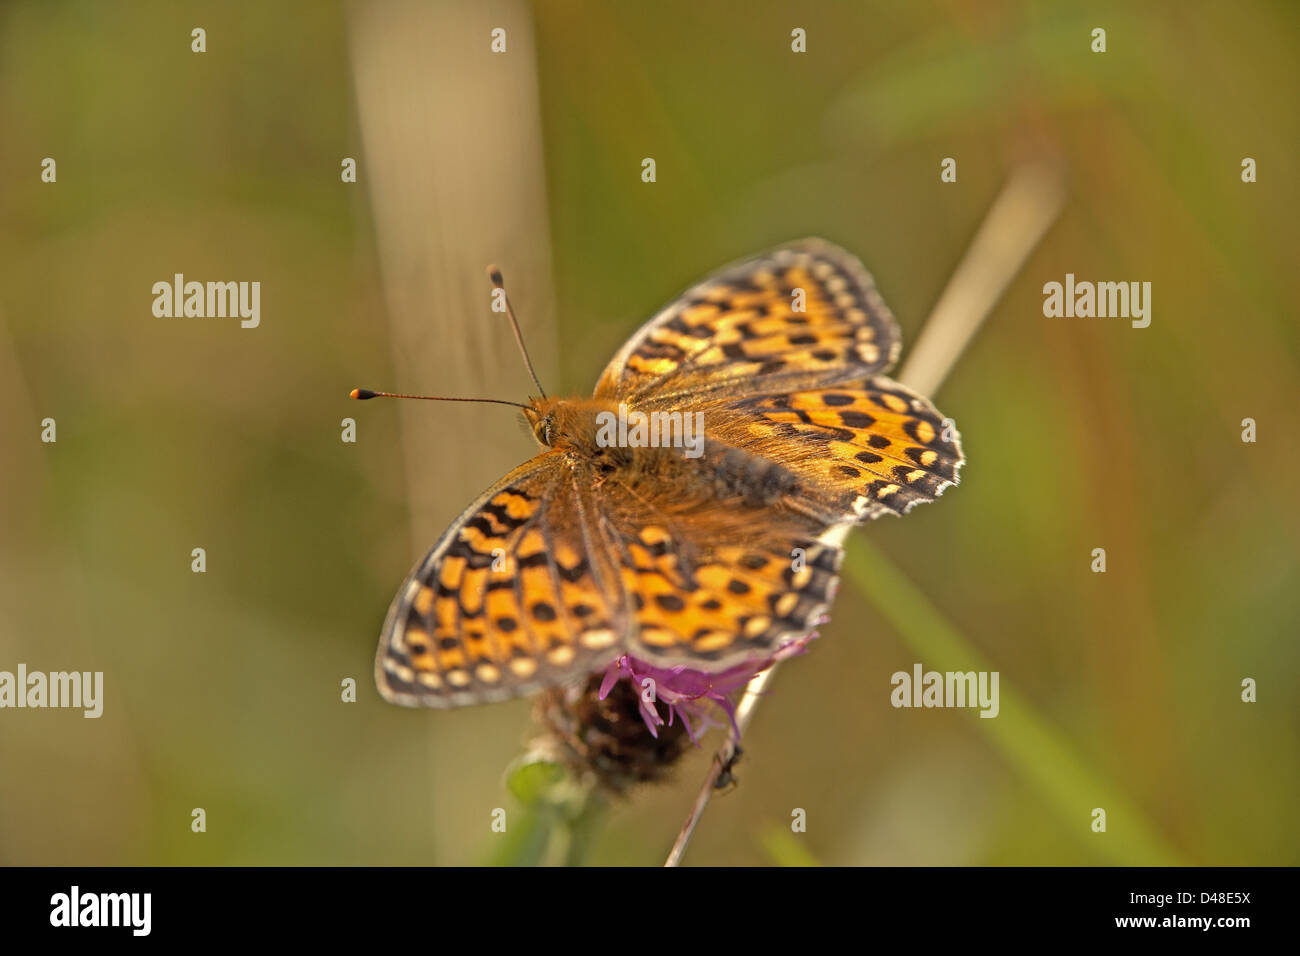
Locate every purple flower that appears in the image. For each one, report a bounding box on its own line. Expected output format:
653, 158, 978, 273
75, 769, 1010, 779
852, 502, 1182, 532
597, 632, 818, 743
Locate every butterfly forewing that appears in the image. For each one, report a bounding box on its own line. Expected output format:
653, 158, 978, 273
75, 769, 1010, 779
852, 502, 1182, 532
376, 458, 629, 707
596, 239, 902, 403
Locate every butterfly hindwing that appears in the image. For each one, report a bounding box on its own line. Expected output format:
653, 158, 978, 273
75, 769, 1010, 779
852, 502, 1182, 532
615, 527, 844, 668
709, 377, 965, 520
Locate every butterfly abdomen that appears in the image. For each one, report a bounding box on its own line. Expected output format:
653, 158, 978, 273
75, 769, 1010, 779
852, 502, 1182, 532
703, 442, 802, 509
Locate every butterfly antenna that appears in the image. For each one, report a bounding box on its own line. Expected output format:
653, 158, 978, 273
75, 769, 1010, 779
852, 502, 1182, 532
487, 265, 547, 399
349, 389, 530, 411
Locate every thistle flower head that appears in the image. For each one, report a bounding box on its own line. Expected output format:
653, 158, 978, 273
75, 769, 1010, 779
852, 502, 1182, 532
598, 633, 818, 743
533, 632, 818, 794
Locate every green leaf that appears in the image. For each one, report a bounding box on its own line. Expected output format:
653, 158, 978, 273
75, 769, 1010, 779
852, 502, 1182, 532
505, 755, 567, 808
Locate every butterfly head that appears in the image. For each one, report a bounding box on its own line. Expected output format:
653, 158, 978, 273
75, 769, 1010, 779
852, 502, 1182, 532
523, 397, 614, 454
523, 397, 563, 448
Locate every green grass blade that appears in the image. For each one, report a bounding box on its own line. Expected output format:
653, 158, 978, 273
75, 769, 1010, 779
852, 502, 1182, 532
845, 537, 1185, 866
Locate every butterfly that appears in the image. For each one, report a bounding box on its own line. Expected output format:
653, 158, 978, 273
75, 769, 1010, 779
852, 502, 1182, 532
362, 239, 963, 708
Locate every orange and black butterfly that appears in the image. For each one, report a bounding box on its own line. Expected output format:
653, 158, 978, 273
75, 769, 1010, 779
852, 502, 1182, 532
358, 239, 963, 708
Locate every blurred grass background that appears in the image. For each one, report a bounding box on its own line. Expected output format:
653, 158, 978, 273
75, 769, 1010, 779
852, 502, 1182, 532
0, 0, 1297, 865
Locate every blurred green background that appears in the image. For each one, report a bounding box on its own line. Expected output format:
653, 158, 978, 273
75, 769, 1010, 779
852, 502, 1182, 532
1, 0, 1297, 866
